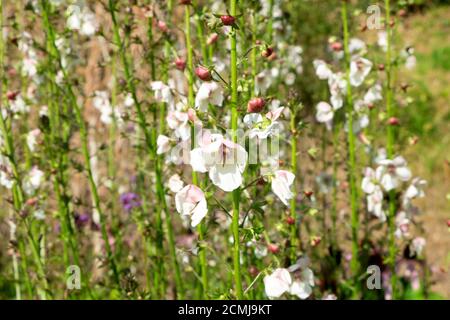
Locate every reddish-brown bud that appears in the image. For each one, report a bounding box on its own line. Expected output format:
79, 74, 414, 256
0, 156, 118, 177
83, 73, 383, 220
303, 190, 314, 198
248, 266, 259, 277
157, 20, 168, 33
267, 243, 279, 254
247, 97, 266, 113
220, 15, 235, 26
261, 47, 274, 58
446, 219, 450, 228
174, 58, 186, 71
398, 9, 407, 17
310, 236, 322, 247
179, 0, 192, 5
378, 64, 385, 71
331, 42, 343, 52
286, 216, 295, 225
195, 66, 212, 81
6, 91, 19, 101
388, 117, 400, 126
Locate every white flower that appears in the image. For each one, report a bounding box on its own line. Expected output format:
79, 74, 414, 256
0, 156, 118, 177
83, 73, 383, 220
168, 174, 184, 193
190, 133, 248, 192
10, 95, 30, 114
316, 102, 334, 124
377, 31, 388, 52
255, 70, 272, 94
349, 38, 367, 54
328, 72, 347, 110
27, 129, 41, 152
151, 81, 174, 107
271, 170, 295, 206
405, 55, 417, 70
156, 135, 171, 155
378, 156, 412, 191
313, 59, 332, 80
361, 167, 384, 194
23, 167, 44, 195
290, 269, 314, 300
405, 178, 426, 200
367, 186, 386, 221
66, 4, 98, 37
92, 91, 118, 125
195, 82, 224, 112
166, 111, 191, 141
410, 237, 426, 256
287, 257, 315, 300
264, 268, 292, 299
246, 107, 285, 140
364, 84, 383, 104
0, 171, 13, 189
349, 56, 373, 87
395, 211, 410, 238
175, 185, 208, 227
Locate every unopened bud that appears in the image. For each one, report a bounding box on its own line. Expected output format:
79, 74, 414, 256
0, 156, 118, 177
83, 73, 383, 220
388, 117, 400, 126
247, 97, 266, 113
207, 33, 218, 45
267, 243, 279, 254
174, 58, 186, 71
220, 15, 235, 26
195, 66, 212, 81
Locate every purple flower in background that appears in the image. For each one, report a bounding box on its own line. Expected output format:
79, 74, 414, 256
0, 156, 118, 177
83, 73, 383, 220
74, 212, 90, 229
120, 192, 141, 213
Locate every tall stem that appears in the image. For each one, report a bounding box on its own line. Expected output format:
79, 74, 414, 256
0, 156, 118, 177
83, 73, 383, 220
1, 0, 49, 299
230, 0, 243, 300
289, 109, 298, 262
384, 0, 398, 298
341, 1, 360, 292
109, 0, 184, 297
40, 0, 120, 289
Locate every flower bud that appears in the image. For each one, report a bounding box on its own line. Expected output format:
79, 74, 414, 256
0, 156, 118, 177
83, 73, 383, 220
303, 190, 313, 198
179, 0, 192, 5
195, 66, 212, 81
261, 47, 274, 58
378, 64, 385, 71
310, 236, 321, 247
220, 15, 235, 26
388, 117, 400, 126
157, 20, 168, 33
187, 108, 197, 122
267, 243, 279, 254
174, 58, 186, 71
248, 266, 259, 277
6, 91, 18, 101
286, 216, 295, 225
331, 42, 343, 52
207, 33, 218, 45
247, 97, 266, 113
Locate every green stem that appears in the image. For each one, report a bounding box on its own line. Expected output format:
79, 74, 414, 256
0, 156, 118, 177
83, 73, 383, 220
341, 1, 360, 293
230, 0, 243, 300
40, 0, 120, 289
289, 109, 298, 262
384, 0, 398, 299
